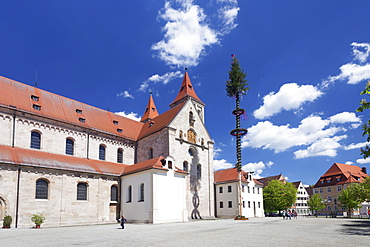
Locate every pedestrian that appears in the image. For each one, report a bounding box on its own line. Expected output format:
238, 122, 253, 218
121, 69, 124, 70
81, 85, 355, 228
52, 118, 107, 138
282, 211, 286, 220
368, 209, 370, 219
293, 210, 298, 219
119, 215, 127, 229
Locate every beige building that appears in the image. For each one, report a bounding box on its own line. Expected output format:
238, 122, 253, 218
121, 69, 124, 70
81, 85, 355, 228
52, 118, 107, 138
313, 163, 369, 216
0, 72, 214, 227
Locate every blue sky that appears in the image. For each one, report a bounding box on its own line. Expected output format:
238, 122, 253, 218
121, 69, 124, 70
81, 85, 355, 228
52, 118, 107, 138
1, 0, 370, 185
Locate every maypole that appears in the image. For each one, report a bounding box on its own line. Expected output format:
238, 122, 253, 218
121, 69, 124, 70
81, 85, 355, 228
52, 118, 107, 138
226, 55, 249, 217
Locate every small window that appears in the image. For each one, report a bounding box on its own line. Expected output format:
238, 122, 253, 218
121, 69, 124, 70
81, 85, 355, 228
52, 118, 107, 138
149, 148, 153, 159
77, 183, 87, 201
258, 188, 260, 194
33, 104, 41, 111
99, 145, 106, 161
248, 201, 251, 208
79, 118, 86, 123
65, 138, 74, 155
253, 187, 255, 194
31, 95, 39, 101
315, 189, 318, 194
35, 179, 48, 199
168, 161, 173, 169
113, 120, 119, 125
243, 201, 245, 208
117, 128, 123, 133
197, 164, 201, 179
219, 186, 223, 193
258, 202, 261, 208
228, 185, 232, 193
247, 186, 250, 193
127, 185, 132, 203
76, 109, 83, 114
337, 186, 342, 192
220, 201, 223, 208
228, 201, 232, 208
111, 185, 118, 202
30, 131, 41, 149
139, 183, 144, 202
117, 148, 123, 163
320, 188, 323, 193
327, 179, 331, 183
183, 161, 188, 172
336, 177, 341, 182
327, 187, 331, 193
149, 122, 154, 127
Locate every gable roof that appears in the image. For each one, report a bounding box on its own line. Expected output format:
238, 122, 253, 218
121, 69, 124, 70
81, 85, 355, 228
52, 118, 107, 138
169, 72, 204, 108
0, 144, 128, 176
138, 101, 186, 140
258, 174, 286, 186
140, 93, 159, 123
314, 163, 369, 188
214, 168, 258, 184
0, 75, 143, 141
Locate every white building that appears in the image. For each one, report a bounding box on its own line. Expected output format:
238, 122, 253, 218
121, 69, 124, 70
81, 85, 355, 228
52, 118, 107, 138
214, 168, 264, 218
0, 72, 214, 227
290, 181, 310, 215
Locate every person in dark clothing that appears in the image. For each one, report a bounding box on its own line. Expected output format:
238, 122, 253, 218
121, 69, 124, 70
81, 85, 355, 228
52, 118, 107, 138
119, 216, 127, 229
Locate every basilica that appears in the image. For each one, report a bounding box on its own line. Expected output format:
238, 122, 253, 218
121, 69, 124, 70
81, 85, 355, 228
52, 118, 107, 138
0, 72, 215, 227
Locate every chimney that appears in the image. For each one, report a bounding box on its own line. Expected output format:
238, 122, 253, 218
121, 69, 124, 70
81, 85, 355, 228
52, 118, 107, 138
362, 167, 367, 174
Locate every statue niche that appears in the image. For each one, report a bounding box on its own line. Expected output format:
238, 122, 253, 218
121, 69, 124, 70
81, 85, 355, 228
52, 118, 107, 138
187, 129, 196, 144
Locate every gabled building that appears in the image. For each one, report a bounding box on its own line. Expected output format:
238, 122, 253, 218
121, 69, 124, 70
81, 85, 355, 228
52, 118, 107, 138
0, 72, 214, 227
258, 174, 286, 186
289, 181, 310, 215
214, 168, 264, 218
313, 163, 369, 216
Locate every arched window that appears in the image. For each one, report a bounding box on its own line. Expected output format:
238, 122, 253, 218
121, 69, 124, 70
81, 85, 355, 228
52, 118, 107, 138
111, 185, 118, 202
35, 179, 48, 199
65, 138, 74, 155
99, 144, 106, 160
189, 111, 195, 126
149, 148, 153, 159
117, 148, 123, 163
139, 183, 144, 202
183, 161, 188, 172
197, 164, 202, 179
30, 131, 41, 149
77, 183, 87, 200
127, 185, 132, 203
168, 161, 173, 169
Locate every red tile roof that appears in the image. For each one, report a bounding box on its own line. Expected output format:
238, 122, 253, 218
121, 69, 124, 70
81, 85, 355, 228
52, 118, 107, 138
214, 168, 254, 184
0, 145, 128, 176
169, 72, 203, 107
258, 174, 286, 186
140, 93, 159, 123
314, 163, 369, 188
0, 75, 143, 141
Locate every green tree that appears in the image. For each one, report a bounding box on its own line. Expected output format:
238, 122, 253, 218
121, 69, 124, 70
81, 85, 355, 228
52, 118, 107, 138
307, 194, 326, 216
263, 180, 297, 212
356, 80, 370, 158
338, 184, 364, 217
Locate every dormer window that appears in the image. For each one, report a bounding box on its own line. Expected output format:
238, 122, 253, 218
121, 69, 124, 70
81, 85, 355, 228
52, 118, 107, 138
117, 128, 122, 133
33, 104, 41, 111
149, 122, 154, 127
79, 118, 86, 123
76, 109, 83, 114
113, 120, 119, 125
31, 95, 39, 101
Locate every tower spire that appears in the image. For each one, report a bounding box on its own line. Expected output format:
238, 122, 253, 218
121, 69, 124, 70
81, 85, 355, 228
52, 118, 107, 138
141, 92, 159, 123
169, 70, 203, 108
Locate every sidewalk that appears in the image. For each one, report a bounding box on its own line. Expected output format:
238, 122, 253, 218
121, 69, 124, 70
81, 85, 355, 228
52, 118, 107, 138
1, 217, 369, 247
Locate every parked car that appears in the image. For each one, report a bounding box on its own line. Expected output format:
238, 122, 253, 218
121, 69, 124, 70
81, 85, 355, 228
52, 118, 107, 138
265, 212, 278, 217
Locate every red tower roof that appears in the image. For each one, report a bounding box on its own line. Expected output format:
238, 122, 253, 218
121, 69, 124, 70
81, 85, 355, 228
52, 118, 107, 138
141, 93, 159, 123
169, 71, 203, 108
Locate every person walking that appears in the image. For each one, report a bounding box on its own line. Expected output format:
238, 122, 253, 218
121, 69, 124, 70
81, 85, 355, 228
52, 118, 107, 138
119, 216, 127, 229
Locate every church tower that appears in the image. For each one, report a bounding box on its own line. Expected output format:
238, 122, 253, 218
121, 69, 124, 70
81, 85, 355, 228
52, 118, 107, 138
140, 92, 159, 123
169, 71, 205, 123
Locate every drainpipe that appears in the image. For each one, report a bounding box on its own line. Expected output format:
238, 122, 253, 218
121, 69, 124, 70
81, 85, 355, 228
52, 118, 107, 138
12, 113, 16, 148
15, 167, 21, 228
86, 132, 90, 159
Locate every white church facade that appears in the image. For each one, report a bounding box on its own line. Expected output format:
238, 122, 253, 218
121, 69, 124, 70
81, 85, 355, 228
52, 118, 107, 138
0, 72, 215, 228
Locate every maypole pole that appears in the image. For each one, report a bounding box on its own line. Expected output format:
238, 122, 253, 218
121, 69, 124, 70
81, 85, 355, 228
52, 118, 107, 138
226, 54, 249, 217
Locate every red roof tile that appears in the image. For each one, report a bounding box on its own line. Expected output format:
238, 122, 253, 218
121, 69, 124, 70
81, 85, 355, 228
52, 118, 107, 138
0, 76, 143, 141
214, 168, 252, 184
0, 145, 128, 176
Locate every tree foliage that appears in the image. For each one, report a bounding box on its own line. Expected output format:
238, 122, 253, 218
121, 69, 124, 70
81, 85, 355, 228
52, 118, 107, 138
356, 80, 370, 158
263, 180, 297, 212
338, 177, 370, 216
226, 56, 249, 98
307, 194, 326, 215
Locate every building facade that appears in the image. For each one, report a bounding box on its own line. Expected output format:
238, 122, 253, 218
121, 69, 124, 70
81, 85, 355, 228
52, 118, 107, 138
313, 163, 369, 216
0, 72, 214, 227
289, 181, 310, 215
214, 168, 264, 218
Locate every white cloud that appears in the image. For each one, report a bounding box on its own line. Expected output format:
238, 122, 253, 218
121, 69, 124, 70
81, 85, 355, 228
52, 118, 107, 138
356, 158, 370, 164
139, 71, 183, 92
115, 111, 141, 122
253, 83, 323, 119
352, 42, 370, 63
116, 90, 134, 99
294, 135, 347, 159
243, 112, 360, 157
213, 159, 234, 170
345, 161, 354, 165
152, 0, 240, 67
344, 141, 370, 150
329, 112, 361, 124
322, 42, 370, 86
242, 161, 273, 178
